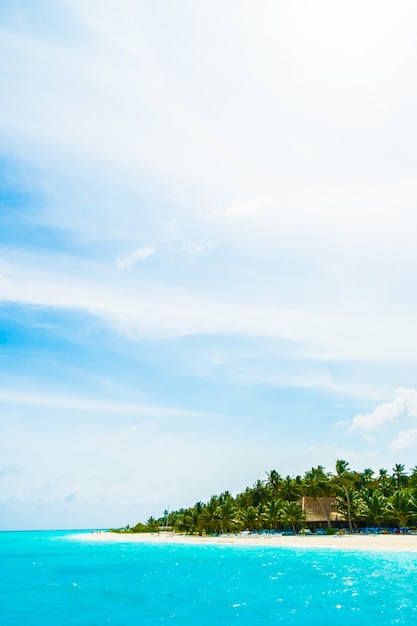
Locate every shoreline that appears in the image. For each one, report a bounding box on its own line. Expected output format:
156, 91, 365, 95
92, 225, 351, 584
70, 531, 417, 552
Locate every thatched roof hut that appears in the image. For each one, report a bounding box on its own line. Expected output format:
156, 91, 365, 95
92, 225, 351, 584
300, 496, 343, 525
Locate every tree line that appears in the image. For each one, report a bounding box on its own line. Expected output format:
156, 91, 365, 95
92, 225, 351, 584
118, 461, 417, 535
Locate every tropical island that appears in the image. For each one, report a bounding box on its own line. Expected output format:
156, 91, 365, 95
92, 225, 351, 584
112, 460, 417, 536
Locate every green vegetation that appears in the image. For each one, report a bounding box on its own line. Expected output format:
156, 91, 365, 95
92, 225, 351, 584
119, 461, 417, 535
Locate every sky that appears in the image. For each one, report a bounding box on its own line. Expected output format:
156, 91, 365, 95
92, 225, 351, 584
1, 0, 417, 530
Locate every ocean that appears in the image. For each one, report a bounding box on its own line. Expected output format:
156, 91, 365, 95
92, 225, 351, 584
1, 530, 417, 625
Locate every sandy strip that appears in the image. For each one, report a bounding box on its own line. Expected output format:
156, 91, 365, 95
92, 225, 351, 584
70, 531, 417, 552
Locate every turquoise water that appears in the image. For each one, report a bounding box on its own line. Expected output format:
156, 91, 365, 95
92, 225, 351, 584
1, 531, 417, 625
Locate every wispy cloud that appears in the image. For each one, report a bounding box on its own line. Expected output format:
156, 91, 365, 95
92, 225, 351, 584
0, 389, 216, 420
181, 241, 214, 256
200, 197, 271, 222
116, 246, 155, 270
1, 248, 417, 364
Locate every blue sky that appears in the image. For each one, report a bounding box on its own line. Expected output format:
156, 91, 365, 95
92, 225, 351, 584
1, 0, 417, 530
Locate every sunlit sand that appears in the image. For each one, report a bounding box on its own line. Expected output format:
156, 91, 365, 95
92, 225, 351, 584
72, 531, 417, 552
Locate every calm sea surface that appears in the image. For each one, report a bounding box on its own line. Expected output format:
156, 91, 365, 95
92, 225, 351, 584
1, 530, 417, 625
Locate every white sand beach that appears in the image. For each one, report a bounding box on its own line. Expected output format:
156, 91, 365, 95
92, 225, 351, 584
73, 531, 417, 552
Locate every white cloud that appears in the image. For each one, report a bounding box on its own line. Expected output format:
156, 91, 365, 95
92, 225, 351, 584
116, 246, 155, 270
350, 388, 417, 432
389, 428, 417, 452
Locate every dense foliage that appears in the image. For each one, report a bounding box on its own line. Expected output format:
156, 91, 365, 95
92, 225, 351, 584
120, 461, 417, 535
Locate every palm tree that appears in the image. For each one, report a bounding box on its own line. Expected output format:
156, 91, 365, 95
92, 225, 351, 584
254, 504, 268, 531
279, 501, 306, 534
218, 491, 233, 505
388, 491, 417, 528
359, 492, 389, 528
190, 502, 206, 536
335, 484, 362, 531
250, 479, 270, 507
267, 500, 283, 531
146, 516, 159, 532
409, 466, 417, 489
303, 466, 333, 527
238, 505, 258, 531
392, 464, 408, 490
335, 459, 356, 532
377, 469, 394, 497
235, 488, 254, 509
359, 468, 375, 488
266, 469, 283, 498
280, 476, 302, 502
201, 497, 218, 535
215, 500, 240, 534
174, 510, 194, 534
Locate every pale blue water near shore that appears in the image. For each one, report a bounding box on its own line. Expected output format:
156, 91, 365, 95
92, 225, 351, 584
2, 531, 417, 625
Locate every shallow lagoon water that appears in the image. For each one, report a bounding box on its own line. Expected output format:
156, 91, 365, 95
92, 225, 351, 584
1, 531, 417, 625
